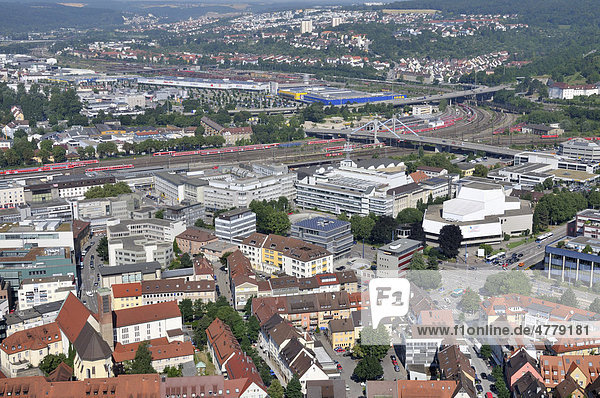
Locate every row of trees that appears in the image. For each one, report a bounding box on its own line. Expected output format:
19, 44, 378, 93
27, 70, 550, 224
84, 182, 132, 199
185, 296, 272, 386
249, 198, 291, 236
533, 189, 589, 233
0, 83, 82, 125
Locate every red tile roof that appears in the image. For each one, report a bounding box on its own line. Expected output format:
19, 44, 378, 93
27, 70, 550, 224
206, 318, 240, 368
113, 301, 181, 328
55, 293, 93, 343
0, 374, 160, 397
0, 322, 61, 354
113, 338, 194, 363
112, 282, 142, 298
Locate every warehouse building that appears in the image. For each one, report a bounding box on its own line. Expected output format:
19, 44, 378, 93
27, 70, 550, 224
278, 86, 405, 105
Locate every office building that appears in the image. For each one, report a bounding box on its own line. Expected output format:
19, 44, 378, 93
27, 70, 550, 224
0, 247, 75, 296
18, 275, 76, 310
291, 216, 353, 259
108, 235, 174, 267
0, 220, 75, 250
154, 172, 188, 205
163, 202, 205, 227
99, 261, 162, 289
377, 239, 424, 275
107, 218, 186, 242
203, 171, 296, 211
545, 236, 600, 287
561, 138, 600, 163
549, 82, 599, 100
296, 158, 412, 217
422, 181, 533, 245
514, 151, 600, 174
215, 208, 257, 243
19, 199, 73, 222
175, 227, 218, 255
24, 176, 116, 202
0, 182, 25, 209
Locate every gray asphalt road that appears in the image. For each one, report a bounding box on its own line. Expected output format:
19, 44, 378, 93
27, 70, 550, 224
80, 234, 102, 314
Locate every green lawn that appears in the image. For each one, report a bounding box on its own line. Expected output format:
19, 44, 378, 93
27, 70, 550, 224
507, 238, 531, 250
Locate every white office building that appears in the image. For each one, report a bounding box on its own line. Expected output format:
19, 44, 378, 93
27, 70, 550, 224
203, 172, 296, 211
18, 276, 76, 310
295, 158, 411, 217
560, 138, 600, 163
215, 208, 256, 242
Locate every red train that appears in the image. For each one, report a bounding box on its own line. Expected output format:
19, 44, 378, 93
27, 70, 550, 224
85, 164, 134, 172
325, 152, 343, 157
153, 143, 281, 158
308, 138, 346, 145
0, 160, 99, 176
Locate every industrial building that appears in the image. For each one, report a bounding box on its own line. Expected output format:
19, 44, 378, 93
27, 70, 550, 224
278, 86, 405, 105
137, 76, 270, 91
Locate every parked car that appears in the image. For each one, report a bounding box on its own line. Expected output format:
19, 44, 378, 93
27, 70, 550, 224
476, 384, 484, 393
481, 372, 488, 379
394, 365, 400, 372
336, 363, 343, 371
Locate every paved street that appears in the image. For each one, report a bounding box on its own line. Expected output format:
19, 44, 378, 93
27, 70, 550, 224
79, 234, 102, 314
467, 344, 494, 395
212, 258, 233, 306
313, 334, 363, 397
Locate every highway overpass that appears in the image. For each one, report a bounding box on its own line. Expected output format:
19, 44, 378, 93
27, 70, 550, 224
305, 127, 520, 158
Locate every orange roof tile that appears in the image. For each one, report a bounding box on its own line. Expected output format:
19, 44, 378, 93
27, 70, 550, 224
113, 338, 194, 363
1, 322, 61, 355
55, 293, 93, 343
113, 301, 181, 328
112, 282, 142, 298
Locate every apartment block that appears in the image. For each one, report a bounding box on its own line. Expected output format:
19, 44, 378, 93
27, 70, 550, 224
215, 208, 257, 243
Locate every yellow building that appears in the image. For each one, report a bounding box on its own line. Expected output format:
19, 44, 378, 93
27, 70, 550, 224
111, 282, 142, 310
327, 318, 355, 350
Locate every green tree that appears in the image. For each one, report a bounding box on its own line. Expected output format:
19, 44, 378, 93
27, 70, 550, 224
589, 298, 600, 313
350, 215, 375, 241
589, 191, 600, 209
353, 356, 384, 382
40, 140, 53, 152
51, 145, 66, 163
155, 209, 164, 219
179, 299, 194, 323
479, 244, 493, 257
407, 269, 442, 290
408, 252, 427, 270
284, 375, 302, 398
484, 271, 532, 295
180, 252, 193, 268
267, 379, 284, 398
492, 366, 510, 398
396, 208, 423, 224
370, 216, 399, 244
265, 211, 291, 235
353, 325, 390, 359
39, 353, 70, 375
583, 244, 594, 254
97, 236, 109, 262
460, 288, 481, 313
439, 225, 463, 258
480, 344, 492, 360
128, 341, 156, 374
163, 365, 183, 377
473, 164, 488, 178
560, 288, 578, 308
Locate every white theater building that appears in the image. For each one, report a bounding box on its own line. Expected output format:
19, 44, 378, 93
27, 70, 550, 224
422, 181, 533, 245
